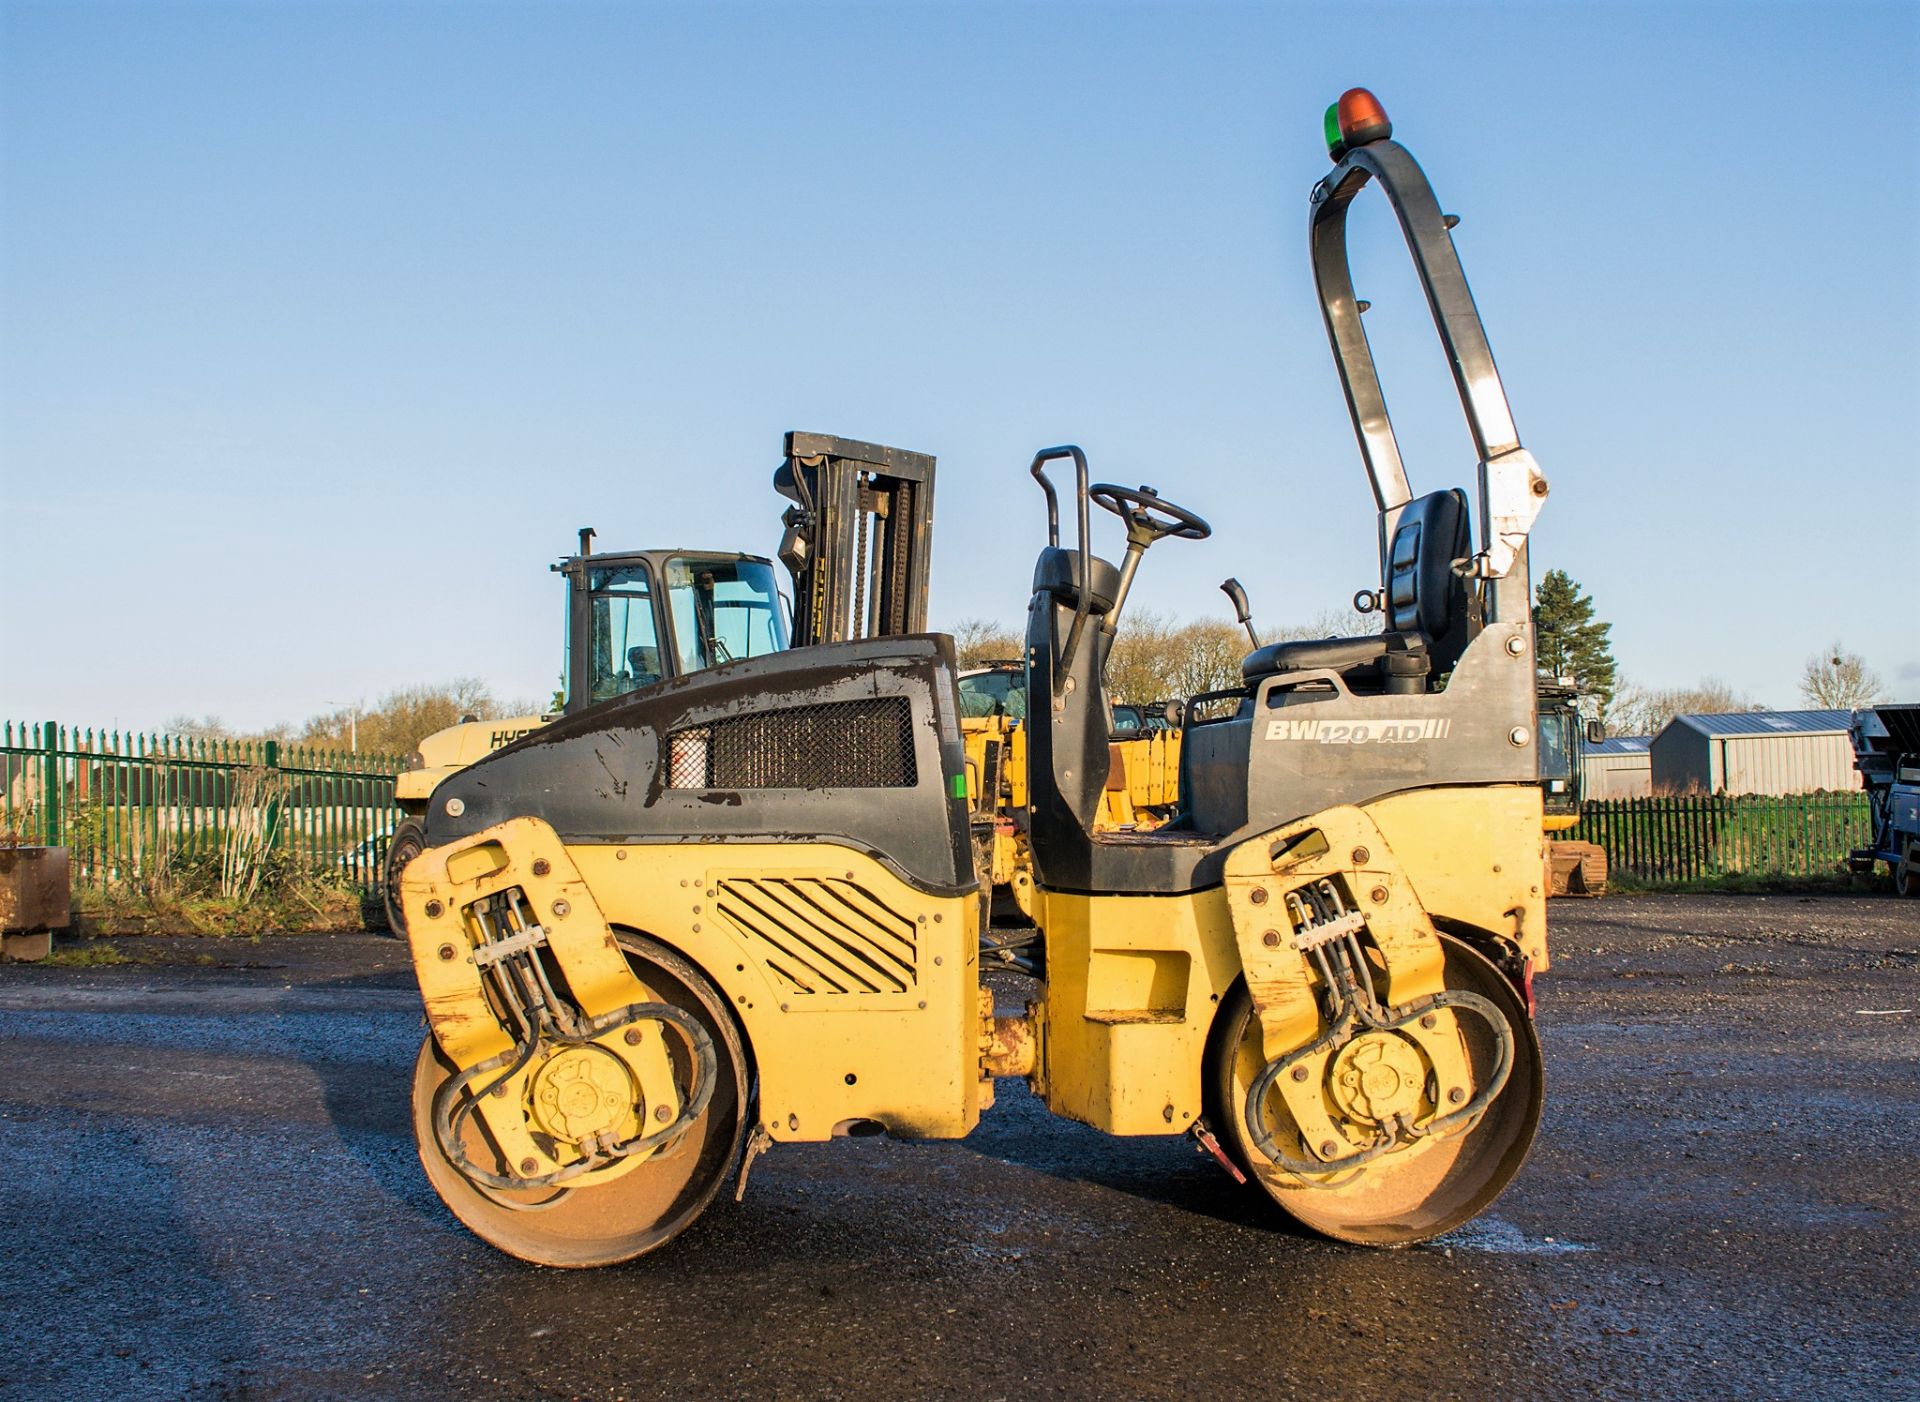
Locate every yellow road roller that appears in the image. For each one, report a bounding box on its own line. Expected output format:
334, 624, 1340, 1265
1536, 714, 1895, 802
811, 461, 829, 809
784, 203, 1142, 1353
398, 88, 1554, 1264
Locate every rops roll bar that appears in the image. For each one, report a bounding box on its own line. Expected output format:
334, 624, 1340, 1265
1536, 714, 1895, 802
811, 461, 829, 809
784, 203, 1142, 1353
1309, 108, 1547, 587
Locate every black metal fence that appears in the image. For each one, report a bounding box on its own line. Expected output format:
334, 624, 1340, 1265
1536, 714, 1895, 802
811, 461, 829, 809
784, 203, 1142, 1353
1564, 792, 1870, 884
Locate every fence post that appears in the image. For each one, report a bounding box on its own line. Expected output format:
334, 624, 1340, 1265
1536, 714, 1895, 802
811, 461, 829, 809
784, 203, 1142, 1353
262, 739, 284, 854
40, 720, 62, 847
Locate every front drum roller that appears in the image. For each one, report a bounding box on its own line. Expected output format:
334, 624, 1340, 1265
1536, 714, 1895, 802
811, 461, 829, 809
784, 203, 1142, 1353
1206, 933, 1542, 1247
412, 932, 751, 1268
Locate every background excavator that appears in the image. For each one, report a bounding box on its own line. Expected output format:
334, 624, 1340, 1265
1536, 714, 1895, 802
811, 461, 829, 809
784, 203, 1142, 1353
1537, 677, 1608, 896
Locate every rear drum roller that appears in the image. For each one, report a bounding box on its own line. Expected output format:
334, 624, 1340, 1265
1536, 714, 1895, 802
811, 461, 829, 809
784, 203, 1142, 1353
411, 932, 750, 1267
1206, 933, 1542, 1247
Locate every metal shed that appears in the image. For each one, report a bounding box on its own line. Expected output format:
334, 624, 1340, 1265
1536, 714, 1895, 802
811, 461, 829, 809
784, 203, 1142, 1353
1650, 709, 1858, 796
1581, 734, 1652, 799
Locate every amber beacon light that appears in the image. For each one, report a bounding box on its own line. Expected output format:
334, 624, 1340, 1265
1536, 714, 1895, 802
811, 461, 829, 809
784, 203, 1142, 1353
1324, 87, 1393, 161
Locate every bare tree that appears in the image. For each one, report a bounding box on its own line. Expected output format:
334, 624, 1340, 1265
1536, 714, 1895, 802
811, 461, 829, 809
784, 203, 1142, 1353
1105, 609, 1180, 703
161, 714, 234, 739
944, 601, 1370, 709
1161, 620, 1250, 697
1104, 611, 1251, 702
1607, 676, 1753, 737
298, 678, 514, 757
949, 618, 1022, 669
1799, 644, 1884, 710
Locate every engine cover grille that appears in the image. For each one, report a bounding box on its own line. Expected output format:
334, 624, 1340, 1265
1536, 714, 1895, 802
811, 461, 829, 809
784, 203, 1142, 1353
668, 697, 916, 790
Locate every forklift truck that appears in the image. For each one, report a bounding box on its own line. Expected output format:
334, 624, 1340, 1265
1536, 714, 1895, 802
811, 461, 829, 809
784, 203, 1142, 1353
383, 434, 933, 932
396, 89, 1553, 1264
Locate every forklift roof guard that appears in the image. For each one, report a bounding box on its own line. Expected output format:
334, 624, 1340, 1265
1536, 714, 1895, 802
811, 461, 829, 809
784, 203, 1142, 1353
1309, 137, 1547, 585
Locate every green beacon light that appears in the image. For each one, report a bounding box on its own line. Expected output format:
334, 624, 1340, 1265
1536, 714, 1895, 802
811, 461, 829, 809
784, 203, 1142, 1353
1324, 87, 1393, 161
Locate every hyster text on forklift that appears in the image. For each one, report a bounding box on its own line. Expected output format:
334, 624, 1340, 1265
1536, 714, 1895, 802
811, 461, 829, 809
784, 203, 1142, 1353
396, 88, 1556, 1265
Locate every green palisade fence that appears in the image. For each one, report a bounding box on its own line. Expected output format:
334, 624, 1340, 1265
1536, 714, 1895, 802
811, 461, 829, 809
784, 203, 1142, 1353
1565, 792, 1871, 884
0, 721, 405, 891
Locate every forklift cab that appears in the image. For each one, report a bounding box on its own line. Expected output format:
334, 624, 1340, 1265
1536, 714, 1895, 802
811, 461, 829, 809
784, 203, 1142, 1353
555, 545, 790, 712
557, 428, 939, 715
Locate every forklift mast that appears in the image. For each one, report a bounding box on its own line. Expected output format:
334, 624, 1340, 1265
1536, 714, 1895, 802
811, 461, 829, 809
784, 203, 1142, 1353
774, 431, 936, 648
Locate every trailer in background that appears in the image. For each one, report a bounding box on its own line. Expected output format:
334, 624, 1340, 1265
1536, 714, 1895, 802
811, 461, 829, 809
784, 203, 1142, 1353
1849, 704, 1920, 896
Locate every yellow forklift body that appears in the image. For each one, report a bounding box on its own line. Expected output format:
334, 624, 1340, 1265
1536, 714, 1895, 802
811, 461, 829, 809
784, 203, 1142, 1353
1112, 727, 1182, 814
394, 714, 548, 809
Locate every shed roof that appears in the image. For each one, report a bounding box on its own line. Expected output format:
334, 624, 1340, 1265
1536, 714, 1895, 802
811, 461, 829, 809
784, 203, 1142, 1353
1667, 709, 1853, 739
1586, 735, 1651, 755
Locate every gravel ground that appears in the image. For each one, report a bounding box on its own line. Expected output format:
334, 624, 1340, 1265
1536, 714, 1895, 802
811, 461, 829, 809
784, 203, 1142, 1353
1, 893, 1914, 1400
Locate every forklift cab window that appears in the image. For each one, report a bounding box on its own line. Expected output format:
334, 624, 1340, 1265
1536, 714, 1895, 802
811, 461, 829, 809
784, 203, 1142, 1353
1110, 704, 1145, 734
665, 557, 790, 674
586, 565, 664, 703
958, 670, 1026, 723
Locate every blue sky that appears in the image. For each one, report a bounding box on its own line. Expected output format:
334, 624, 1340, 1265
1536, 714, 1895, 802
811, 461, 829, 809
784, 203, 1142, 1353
2, 0, 1914, 733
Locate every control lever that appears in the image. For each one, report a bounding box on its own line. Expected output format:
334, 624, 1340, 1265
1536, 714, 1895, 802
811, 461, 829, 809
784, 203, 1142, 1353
1221, 578, 1260, 648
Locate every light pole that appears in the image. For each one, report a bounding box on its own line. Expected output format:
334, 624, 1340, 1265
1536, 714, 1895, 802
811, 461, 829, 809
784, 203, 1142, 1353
324, 700, 361, 753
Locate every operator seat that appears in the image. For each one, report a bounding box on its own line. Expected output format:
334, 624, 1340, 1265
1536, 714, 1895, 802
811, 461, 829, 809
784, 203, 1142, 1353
1032, 546, 1121, 617
1241, 488, 1473, 696
627, 646, 663, 688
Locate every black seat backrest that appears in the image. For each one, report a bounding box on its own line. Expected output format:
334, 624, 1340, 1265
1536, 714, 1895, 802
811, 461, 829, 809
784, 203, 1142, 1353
1386, 488, 1469, 639
1237, 486, 1474, 692
1031, 546, 1121, 617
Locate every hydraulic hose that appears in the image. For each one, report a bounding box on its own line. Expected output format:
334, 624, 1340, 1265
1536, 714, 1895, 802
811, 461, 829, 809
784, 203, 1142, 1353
1242, 885, 1517, 1178
433, 999, 720, 1194
1244, 986, 1514, 1176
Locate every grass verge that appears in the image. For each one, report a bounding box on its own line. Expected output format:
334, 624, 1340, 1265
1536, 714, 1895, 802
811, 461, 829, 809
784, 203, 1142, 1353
74, 878, 380, 937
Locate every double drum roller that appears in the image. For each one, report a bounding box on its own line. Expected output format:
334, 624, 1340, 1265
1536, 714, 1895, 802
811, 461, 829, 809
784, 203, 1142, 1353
396, 89, 1553, 1265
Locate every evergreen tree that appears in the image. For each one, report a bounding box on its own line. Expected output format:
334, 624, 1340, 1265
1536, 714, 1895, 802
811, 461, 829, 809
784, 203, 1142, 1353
1533, 569, 1617, 719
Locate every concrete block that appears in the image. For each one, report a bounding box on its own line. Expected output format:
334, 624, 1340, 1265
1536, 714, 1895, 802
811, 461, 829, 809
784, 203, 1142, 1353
0, 846, 71, 933
2, 930, 52, 962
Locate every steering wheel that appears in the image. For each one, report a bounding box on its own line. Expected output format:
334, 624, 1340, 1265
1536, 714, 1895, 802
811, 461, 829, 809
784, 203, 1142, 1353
1089, 483, 1212, 543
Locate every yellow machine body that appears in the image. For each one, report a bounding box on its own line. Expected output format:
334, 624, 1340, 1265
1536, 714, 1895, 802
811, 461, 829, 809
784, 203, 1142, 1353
1104, 725, 1183, 823
960, 712, 1181, 826
404, 784, 1541, 1164
397, 95, 1559, 1261
1031, 785, 1543, 1136
405, 822, 986, 1151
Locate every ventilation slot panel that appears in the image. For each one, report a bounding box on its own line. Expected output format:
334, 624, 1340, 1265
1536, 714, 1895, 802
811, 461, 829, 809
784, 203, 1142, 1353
716, 876, 919, 998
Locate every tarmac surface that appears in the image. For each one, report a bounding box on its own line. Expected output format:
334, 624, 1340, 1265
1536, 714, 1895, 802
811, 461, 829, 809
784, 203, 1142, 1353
1, 893, 1915, 1400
